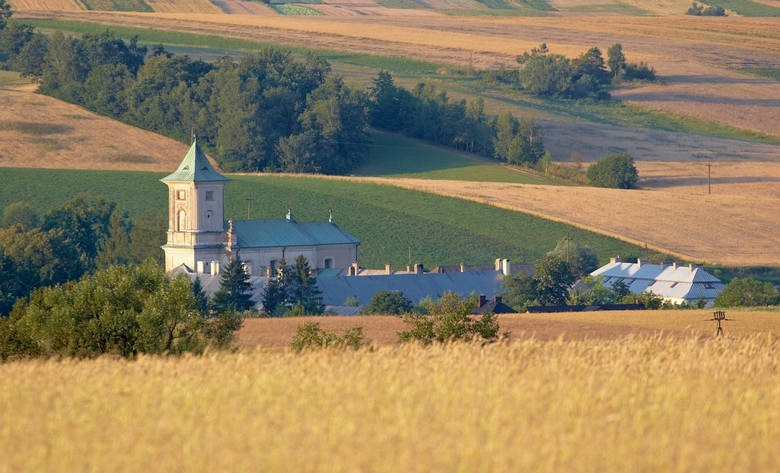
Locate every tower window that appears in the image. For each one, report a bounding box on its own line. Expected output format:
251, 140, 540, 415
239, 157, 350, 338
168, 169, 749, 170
206, 210, 213, 220
176, 190, 186, 200
177, 210, 186, 232
205, 191, 214, 201
323, 258, 333, 269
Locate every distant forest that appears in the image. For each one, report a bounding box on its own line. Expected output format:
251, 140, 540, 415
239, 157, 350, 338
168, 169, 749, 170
0, 21, 545, 174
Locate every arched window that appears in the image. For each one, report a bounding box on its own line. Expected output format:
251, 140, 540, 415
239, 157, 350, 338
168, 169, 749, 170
177, 210, 186, 231
206, 210, 213, 220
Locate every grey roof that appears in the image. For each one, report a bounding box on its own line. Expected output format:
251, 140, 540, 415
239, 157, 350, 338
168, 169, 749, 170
176, 269, 506, 313
591, 260, 724, 304
232, 219, 360, 248
316, 271, 505, 307
161, 138, 229, 183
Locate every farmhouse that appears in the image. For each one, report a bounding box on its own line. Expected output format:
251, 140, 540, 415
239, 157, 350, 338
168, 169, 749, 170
591, 257, 724, 307
161, 137, 360, 275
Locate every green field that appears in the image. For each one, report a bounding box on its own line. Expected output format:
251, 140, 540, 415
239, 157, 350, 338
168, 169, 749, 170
0, 167, 648, 268
355, 131, 552, 183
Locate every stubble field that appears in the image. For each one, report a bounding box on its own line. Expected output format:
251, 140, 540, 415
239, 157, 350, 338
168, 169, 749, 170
1, 323, 778, 472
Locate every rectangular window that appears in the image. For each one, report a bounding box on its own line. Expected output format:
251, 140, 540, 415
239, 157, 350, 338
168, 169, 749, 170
176, 190, 186, 200
205, 191, 214, 201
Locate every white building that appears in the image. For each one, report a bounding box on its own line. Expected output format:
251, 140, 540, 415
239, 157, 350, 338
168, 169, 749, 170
591, 257, 724, 307
161, 137, 360, 275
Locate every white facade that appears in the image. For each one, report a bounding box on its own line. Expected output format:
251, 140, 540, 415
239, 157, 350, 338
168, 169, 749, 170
161, 138, 360, 275
591, 257, 724, 307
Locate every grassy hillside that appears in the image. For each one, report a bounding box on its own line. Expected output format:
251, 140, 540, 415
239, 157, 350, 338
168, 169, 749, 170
0, 168, 647, 268
355, 131, 551, 183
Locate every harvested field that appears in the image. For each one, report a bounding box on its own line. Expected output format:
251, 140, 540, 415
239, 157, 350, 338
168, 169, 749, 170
357, 177, 780, 266
237, 310, 780, 348
8, 0, 83, 9
0, 84, 189, 172
16, 11, 780, 137
541, 120, 780, 164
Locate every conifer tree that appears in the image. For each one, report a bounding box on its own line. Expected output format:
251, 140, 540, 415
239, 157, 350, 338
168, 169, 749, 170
213, 256, 254, 312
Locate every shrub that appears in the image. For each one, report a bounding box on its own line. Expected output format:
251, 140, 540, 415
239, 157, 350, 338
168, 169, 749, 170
290, 322, 366, 352
587, 152, 638, 189
398, 292, 501, 345
364, 290, 413, 315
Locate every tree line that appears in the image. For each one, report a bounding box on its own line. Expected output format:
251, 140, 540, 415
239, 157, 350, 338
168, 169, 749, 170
0, 18, 546, 172
369, 71, 545, 165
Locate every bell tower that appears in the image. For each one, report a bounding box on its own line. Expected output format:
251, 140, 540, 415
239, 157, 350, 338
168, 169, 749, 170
161, 136, 229, 273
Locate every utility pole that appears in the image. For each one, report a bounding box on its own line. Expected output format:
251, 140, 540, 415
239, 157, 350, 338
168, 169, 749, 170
706, 161, 712, 195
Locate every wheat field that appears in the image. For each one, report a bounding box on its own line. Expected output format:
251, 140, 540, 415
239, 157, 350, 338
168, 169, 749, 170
1, 334, 777, 472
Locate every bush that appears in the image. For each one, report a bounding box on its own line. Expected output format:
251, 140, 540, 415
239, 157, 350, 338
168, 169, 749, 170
714, 278, 779, 307
398, 292, 501, 345
586, 152, 638, 189
364, 290, 413, 315
290, 322, 366, 352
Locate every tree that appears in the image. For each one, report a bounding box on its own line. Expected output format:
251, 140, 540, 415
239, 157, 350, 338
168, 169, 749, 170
2, 201, 38, 230
516, 43, 573, 98
500, 273, 538, 311
607, 43, 626, 79
0, 0, 11, 31
714, 278, 779, 307
364, 290, 413, 315
586, 152, 638, 189
368, 70, 401, 130
287, 255, 324, 314
213, 256, 255, 312
547, 237, 599, 277
533, 254, 575, 306
398, 292, 499, 345
41, 194, 116, 265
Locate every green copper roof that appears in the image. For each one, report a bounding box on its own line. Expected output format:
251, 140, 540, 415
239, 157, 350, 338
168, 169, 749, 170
231, 219, 360, 248
161, 138, 228, 183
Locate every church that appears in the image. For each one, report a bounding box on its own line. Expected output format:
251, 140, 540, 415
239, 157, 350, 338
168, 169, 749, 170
161, 137, 360, 276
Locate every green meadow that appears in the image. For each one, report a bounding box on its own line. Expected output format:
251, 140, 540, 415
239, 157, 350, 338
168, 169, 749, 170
0, 167, 647, 269
354, 131, 551, 184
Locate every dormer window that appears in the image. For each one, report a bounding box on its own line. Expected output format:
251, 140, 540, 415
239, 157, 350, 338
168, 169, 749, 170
205, 191, 214, 201
176, 190, 186, 200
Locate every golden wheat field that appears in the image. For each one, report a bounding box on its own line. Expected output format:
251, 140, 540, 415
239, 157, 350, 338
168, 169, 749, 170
1, 333, 778, 472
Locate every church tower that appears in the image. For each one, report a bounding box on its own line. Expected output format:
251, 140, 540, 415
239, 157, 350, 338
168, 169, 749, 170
161, 137, 229, 273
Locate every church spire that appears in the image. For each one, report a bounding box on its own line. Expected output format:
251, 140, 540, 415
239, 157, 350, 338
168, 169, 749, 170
161, 136, 228, 183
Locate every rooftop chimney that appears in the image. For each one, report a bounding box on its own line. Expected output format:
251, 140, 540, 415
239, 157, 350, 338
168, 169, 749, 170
493, 295, 503, 304
502, 259, 512, 276
415, 263, 424, 274
385, 263, 392, 275
460, 262, 465, 273
495, 258, 502, 271
672, 262, 677, 270
478, 295, 487, 307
